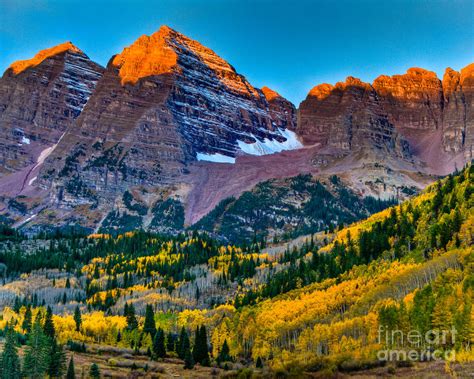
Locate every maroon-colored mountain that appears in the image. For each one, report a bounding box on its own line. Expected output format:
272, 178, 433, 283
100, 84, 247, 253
0, 42, 104, 175
298, 65, 474, 172
38, 26, 298, 206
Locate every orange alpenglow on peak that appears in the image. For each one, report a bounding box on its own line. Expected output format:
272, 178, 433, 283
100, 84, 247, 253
112, 26, 179, 84
8, 41, 82, 75
308, 83, 334, 99
460, 63, 474, 81
261, 86, 282, 101
111, 25, 260, 97
405, 67, 438, 78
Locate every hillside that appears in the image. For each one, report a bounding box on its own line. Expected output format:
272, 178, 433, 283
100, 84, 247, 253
0, 163, 471, 377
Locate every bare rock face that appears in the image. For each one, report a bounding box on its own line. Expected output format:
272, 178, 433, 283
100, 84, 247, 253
298, 77, 409, 157
373, 68, 444, 131
39, 26, 298, 206
459, 64, 474, 160
261, 86, 296, 130
298, 65, 474, 167
0, 42, 104, 174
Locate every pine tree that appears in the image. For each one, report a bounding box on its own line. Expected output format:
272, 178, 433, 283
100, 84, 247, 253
47, 338, 66, 378
73, 306, 82, 332
43, 306, 56, 340
89, 363, 100, 379
177, 327, 190, 359
0, 325, 21, 379
23, 317, 49, 378
152, 328, 166, 359
192, 325, 210, 366
184, 347, 194, 369
217, 339, 231, 363
22, 305, 32, 333
125, 303, 138, 331
66, 356, 75, 379
166, 332, 174, 353
256, 356, 263, 368
143, 304, 156, 337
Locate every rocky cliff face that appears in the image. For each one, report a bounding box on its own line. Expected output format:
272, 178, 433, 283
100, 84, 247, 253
297, 77, 409, 157
39, 26, 298, 207
0, 43, 104, 174
298, 65, 474, 166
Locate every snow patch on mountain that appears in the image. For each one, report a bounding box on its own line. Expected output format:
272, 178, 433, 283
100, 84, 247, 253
196, 152, 236, 164
237, 128, 302, 156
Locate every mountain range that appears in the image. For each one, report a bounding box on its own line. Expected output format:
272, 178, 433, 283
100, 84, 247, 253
0, 25, 472, 239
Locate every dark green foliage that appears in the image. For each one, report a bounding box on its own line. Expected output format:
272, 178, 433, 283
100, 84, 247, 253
23, 317, 49, 378
22, 305, 32, 333
256, 356, 263, 368
73, 306, 82, 332
123, 191, 147, 216
194, 174, 397, 244
43, 306, 56, 339
177, 327, 190, 360
166, 332, 175, 353
125, 303, 138, 331
67, 341, 86, 353
89, 363, 100, 379
7, 199, 27, 215
66, 356, 75, 379
143, 304, 156, 337
0, 326, 21, 379
98, 210, 142, 235
184, 347, 194, 369
217, 339, 232, 363
47, 339, 66, 378
152, 328, 166, 359
192, 326, 210, 366
150, 199, 185, 231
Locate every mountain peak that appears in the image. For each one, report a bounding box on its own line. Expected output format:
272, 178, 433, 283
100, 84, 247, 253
8, 41, 82, 75
308, 83, 334, 100
405, 67, 438, 79
111, 25, 259, 97
261, 86, 282, 101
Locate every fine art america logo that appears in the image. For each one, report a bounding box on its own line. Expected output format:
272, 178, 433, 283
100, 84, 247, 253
377, 326, 457, 362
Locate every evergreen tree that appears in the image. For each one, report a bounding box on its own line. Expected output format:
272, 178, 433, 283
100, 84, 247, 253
22, 305, 32, 333
192, 325, 210, 366
89, 363, 100, 379
66, 356, 75, 379
143, 304, 156, 337
47, 338, 66, 378
177, 327, 190, 359
256, 356, 263, 368
152, 328, 166, 359
166, 332, 174, 353
183, 347, 194, 369
73, 306, 82, 332
0, 326, 21, 379
23, 317, 49, 378
43, 306, 56, 340
125, 303, 138, 331
217, 339, 231, 363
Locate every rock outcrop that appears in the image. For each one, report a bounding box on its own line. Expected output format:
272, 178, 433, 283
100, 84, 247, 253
0, 42, 104, 174
298, 65, 474, 166
297, 77, 409, 157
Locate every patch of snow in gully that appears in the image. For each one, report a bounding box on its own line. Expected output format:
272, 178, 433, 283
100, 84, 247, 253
196, 152, 236, 164
237, 128, 302, 156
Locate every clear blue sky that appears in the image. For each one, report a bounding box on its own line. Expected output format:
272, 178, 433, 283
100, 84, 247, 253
1, 0, 473, 105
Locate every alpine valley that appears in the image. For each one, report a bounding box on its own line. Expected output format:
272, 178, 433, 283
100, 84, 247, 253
0, 25, 472, 379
